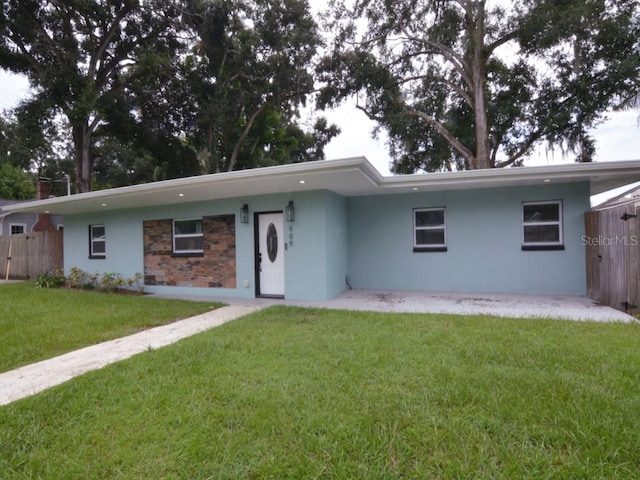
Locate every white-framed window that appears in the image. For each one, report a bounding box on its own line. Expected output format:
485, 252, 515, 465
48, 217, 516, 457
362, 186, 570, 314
89, 224, 106, 258
173, 218, 204, 255
522, 201, 564, 250
414, 207, 447, 252
56, 224, 64, 231
9, 224, 26, 235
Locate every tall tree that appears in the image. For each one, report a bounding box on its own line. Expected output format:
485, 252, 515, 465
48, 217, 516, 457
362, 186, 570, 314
0, 163, 36, 200
176, 0, 338, 173
0, 0, 186, 192
0, 98, 70, 173
318, 0, 640, 173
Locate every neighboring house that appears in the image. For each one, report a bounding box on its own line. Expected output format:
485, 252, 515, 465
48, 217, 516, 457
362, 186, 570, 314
592, 183, 640, 209
1, 157, 639, 301
0, 199, 64, 236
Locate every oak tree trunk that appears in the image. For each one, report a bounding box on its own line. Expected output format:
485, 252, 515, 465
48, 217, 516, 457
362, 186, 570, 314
468, 1, 492, 170
72, 123, 93, 193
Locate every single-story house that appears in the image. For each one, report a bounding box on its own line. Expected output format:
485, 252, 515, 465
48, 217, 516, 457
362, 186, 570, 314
2, 157, 639, 301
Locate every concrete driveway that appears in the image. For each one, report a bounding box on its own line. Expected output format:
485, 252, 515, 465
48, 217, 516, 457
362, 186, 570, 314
153, 289, 636, 323
313, 289, 635, 322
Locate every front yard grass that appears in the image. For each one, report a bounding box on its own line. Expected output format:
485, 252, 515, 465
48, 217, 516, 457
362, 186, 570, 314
1, 306, 639, 478
0, 282, 221, 373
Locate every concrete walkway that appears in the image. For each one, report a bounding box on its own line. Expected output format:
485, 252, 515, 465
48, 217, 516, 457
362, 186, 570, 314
0, 305, 262, 406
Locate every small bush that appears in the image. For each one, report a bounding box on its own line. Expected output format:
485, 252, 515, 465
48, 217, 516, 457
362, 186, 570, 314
34, 269, 66, 289
66, 267, 93, 289
63, 268, 144, 293
98, 272, 119, 291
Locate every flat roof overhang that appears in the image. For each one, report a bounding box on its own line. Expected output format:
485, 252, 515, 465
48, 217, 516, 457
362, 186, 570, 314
3, 157, 640, 216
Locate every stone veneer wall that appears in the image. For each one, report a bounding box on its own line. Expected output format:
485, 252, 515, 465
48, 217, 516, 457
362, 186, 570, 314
143, 215, 236, 288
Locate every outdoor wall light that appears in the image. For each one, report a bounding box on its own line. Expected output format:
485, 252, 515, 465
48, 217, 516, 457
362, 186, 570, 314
240, 204, 249, 224
286, 201, 295, 222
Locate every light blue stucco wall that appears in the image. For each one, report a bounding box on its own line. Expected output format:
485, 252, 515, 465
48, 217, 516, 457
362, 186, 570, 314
347, 182, 590, 296
283, 190, 348, 300
280, 190, 328, 300
324, 192, 349, 298
63, 190, 349, 301
64, 208, 146, 281
62, 181, 590, 300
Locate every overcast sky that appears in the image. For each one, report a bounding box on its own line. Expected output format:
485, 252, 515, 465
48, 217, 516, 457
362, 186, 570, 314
303, 0, 640, 176
2, 0, 639, 177
1, 67, 638, 203
314, 96, 640, 175
1, 49, 639, 179
1, 1, 638, 206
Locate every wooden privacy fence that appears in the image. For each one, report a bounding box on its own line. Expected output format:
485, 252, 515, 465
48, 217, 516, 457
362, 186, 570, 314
0, 231, 64, 280
585, 203, 639, 313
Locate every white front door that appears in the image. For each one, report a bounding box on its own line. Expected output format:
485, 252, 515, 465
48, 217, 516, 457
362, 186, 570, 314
257, 213, 285, 297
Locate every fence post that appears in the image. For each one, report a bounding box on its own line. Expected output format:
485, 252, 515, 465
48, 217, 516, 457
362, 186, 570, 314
4, 238, 12, 281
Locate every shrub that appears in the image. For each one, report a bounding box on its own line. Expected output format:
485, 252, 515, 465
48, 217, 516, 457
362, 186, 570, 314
65, 268, 144, 293
66, 267, 93, 289
34, 269, 66, 289
98, 272, 124, 292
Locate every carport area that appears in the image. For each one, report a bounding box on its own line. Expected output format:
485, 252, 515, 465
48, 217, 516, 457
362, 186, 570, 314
153, 289, 636, 323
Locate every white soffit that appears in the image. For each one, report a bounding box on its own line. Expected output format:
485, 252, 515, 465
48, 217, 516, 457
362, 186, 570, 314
3, 157, 640, 215
381, 160, 640, 195
2, 157, 381, 215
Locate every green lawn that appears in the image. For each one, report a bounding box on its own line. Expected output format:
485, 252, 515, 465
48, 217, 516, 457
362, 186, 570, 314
0, 282, 221, 373
1, 306, 639, 478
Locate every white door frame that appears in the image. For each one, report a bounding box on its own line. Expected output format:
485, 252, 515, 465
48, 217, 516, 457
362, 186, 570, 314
255, 212, 285, 297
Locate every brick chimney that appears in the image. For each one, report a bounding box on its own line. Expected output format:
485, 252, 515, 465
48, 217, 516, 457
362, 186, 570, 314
36, 179, 51, 200
32, 178, 56, 232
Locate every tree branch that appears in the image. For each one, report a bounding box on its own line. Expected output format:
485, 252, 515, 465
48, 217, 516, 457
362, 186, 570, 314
486, 30, 519, 56
494, 129, 546, 168
88, 5, 132, 82
398, 74, 473, 108
228, 103, 269, 171
88, 114, 102, 135
407, 109, 476, 167
6, 34, 46, 79
399, 29, 473, 89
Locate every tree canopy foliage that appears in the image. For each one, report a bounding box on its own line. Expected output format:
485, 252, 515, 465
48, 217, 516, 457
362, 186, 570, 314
318, 0, 640, 173
179, 0, 339, 173
0, 163, 36, 200
1, 0, 637, 189
0, 0, 336, 192
0, 0, 187, 192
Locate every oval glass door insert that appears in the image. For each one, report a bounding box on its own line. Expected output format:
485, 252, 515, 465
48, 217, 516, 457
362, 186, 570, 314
267, 223, 278, 262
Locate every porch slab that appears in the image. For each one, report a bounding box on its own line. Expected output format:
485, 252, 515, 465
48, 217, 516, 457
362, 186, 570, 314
315, 290, 636, 323
151, 289, 636, 323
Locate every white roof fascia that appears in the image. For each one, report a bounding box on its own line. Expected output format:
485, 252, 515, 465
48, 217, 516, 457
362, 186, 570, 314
0, 157, 381, 215
2, 158, 640, 216
378, 160, 640, 195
